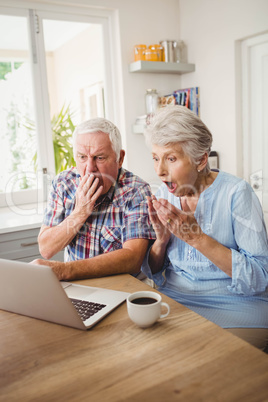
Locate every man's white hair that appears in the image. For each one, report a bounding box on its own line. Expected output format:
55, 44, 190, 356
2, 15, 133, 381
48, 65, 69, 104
73, 117, 122, 161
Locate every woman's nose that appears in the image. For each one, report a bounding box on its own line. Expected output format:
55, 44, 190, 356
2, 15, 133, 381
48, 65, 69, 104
156, 160, 166, 176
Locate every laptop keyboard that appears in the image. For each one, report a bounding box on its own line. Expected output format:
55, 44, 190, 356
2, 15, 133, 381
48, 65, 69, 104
70, 298, 106, 322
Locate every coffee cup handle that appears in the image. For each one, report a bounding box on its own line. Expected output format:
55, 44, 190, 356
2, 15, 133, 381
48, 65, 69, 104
160, 302, 170, 318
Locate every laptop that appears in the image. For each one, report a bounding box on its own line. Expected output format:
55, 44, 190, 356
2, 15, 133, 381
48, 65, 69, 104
0, 258, 130, 330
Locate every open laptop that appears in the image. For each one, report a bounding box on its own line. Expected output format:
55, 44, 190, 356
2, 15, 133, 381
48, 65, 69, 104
0, 258, 130, 330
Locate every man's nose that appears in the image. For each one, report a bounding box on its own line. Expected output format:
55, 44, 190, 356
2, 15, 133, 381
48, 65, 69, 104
85, 158, 98, 174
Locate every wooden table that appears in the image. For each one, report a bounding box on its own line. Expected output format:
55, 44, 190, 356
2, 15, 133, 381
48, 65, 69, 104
1, 274, 268, 401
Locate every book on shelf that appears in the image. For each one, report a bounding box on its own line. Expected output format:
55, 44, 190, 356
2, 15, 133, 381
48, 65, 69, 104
160, 86, 200, 116
173, 86, 200, 116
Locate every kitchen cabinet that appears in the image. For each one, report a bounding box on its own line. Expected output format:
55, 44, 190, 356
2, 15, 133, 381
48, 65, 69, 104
0, 203, 64, 262
0, 227, 64, 262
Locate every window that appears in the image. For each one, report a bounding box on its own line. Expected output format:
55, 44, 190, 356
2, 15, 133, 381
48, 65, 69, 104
0, 4, 120, 210
42, 19, 105, 124
0, 13, 39, 202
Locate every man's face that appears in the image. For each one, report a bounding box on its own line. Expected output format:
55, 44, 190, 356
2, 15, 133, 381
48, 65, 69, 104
74, 131, 125, 195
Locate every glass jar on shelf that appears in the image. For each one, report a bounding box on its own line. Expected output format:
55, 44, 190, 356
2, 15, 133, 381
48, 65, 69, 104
144, 48, 159, 62
175, 40, 187, 63
134, 44, 146, 61
148, 44, 163, 61
145, 89, 159, 124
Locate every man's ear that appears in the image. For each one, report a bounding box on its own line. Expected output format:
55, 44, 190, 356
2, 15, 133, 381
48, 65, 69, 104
118, 150, 125, 168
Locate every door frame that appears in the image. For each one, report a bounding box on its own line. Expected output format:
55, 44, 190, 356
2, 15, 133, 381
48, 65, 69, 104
238, 31, 268, 225
238, 32, 268, 180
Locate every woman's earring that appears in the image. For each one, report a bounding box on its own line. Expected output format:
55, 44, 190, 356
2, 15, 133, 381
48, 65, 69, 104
198, 169, 201, 173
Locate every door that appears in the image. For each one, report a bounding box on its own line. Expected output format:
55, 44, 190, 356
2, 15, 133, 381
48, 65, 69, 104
241, 32, 268, 227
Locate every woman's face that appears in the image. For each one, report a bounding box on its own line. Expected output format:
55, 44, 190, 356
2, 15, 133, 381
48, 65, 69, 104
152, 143, 199, 197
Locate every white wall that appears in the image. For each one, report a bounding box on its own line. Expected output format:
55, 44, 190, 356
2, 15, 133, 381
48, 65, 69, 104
114, 0, 182, 186
96, 0, 184, 186
179, 0, 268, 177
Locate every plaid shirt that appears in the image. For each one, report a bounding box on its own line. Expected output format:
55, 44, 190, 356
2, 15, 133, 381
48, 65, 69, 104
43, 167, 155, 261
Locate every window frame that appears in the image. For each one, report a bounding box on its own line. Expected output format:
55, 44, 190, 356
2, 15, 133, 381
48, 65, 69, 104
0, 1, 123, 209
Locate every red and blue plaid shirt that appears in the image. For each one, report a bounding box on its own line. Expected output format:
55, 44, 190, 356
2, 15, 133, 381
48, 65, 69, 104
43, 167, 155, 262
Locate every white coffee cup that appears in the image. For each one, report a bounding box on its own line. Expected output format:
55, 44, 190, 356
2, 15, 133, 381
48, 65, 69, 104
127, 291, 170, 328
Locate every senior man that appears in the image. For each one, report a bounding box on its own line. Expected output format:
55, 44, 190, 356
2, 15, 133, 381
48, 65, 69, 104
33, 118, 155, 280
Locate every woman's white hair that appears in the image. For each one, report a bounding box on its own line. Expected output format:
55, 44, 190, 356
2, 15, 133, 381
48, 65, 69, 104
144, 105, 213, 175
73, 117, 122, 161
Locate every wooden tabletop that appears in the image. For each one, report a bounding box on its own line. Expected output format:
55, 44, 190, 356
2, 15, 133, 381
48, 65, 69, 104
0, 274, 267, 401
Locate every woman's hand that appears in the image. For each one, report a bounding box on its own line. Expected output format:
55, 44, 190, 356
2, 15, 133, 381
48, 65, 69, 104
152, 197, 204, 246
147, 195, 171, 246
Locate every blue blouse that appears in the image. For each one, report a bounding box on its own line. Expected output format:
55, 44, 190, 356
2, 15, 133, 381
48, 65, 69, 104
142, 171, 268, 328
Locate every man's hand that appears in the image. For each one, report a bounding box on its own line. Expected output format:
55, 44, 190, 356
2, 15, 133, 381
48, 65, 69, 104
38, 174, 103, 261
74, 174, 103, 220
31, 259, 70, 281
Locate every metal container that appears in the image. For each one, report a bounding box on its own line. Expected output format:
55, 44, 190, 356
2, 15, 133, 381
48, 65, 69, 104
159, 40, 186, 63
160, 40, 177, 62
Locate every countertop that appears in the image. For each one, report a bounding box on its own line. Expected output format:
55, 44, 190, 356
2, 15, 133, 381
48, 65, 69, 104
0, 203, 45, 234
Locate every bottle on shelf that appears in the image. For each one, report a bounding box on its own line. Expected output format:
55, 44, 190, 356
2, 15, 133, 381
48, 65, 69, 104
145, 89, 159, 124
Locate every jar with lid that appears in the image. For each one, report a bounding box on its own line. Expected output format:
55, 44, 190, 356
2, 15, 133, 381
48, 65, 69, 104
134, 44, 146, 61
144, 48, 159, 62
146, 44, 163, 61
175, 40, 186, 63
145, 89, 159, 124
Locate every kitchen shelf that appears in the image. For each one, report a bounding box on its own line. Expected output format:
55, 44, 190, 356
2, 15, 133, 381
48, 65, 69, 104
132, 124, 146, 134
129, 60, 195, 74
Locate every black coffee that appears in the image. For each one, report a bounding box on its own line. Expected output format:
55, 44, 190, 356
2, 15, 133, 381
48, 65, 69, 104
131, 297, 158, 305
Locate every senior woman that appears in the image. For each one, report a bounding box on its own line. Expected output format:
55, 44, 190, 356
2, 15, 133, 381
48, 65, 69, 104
142, 105, 268, 350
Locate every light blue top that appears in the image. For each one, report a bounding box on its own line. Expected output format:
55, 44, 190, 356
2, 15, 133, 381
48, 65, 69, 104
142, 171, 268, 328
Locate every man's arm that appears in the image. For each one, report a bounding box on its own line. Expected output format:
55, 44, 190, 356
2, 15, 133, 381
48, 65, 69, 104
32, 238, 150, 280
38, 214, 84, 260
39, 174, 103, 259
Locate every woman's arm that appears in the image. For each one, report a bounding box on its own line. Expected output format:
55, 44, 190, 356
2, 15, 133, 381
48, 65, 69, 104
152, 197, 233, 276
188, 233, 232, 276
152, 189, 268, 294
